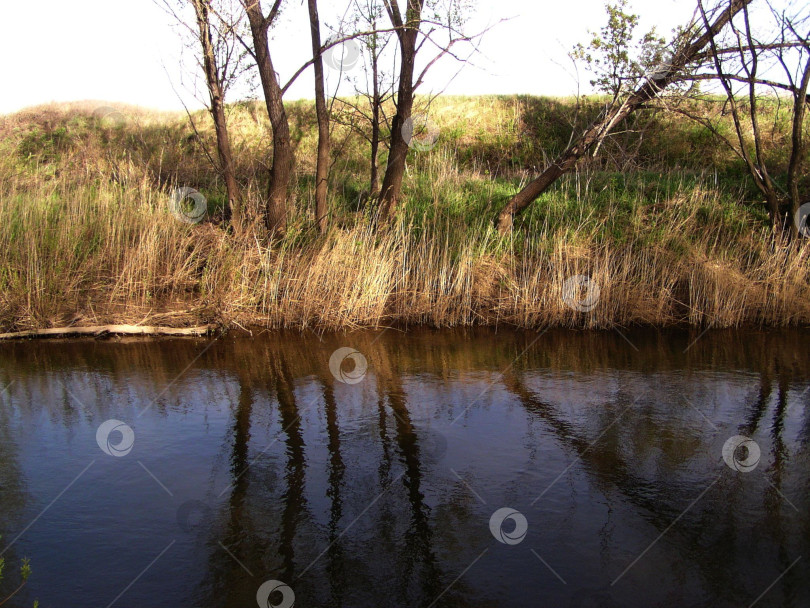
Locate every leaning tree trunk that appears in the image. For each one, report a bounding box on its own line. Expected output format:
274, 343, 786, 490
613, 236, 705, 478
308, 0, 330, 233
495, 0, 753, 233
245, 1, 293, 235
192, 0, 241, 228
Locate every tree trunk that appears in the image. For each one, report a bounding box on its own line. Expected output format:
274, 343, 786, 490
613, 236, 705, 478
378, 0, 423, 220
212, 100, 242, 227
369, 24, 381, 197
192, 0, 241, 229
495, 0, 753, 233
369, 125, 380, 197
308, 0, 330, 233
786, 55, 810, 238
766, 191, 782, 232
245, 1, 293, 235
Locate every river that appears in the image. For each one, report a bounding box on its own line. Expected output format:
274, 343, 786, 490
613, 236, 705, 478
0, 328, 807, 607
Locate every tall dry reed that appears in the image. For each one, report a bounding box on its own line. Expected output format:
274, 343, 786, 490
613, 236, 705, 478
1, 100, 808, 332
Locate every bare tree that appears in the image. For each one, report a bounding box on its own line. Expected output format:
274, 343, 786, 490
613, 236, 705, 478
377, 0, 479, 221
308, 0, 331, 233
377, 0, 424, 220
694, 0, 810, 235
365, 2, 392, 196
784, 22, 810, 235
335, 0, 397, 198
495, 0, 753, 233
639, 0, 810, 235
243, 0, 294, 235
156, 0, 247, 228
192, 0, 243, 228
228, 1, 393, 233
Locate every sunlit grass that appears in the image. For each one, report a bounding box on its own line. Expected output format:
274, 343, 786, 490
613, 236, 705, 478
0, 97, 807, 332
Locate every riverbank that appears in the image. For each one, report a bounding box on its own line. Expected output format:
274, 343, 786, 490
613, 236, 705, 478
1, 97, 809, 333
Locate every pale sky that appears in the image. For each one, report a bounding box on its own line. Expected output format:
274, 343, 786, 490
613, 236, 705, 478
0, 0, 695, 115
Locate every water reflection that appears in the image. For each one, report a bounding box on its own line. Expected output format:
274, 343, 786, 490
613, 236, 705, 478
0, 328, 808, 607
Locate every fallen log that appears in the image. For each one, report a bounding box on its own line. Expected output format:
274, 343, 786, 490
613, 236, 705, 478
0, 324, 217, 340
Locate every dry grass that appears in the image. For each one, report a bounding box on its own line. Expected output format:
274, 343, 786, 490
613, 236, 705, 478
0, 98, 808, 332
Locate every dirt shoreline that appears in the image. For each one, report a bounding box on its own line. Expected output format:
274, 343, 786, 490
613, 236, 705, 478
1, 314, 808, 341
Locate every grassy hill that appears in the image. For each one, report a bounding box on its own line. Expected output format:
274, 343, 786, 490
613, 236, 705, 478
0, 96, 808, 332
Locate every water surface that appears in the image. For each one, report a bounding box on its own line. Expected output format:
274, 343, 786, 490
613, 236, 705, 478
0, 328, 808, 607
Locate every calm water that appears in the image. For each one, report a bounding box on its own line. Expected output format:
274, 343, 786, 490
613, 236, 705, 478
0, 328, 808, 607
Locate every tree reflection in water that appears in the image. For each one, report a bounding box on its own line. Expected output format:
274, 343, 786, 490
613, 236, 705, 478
0, 328, 807, 607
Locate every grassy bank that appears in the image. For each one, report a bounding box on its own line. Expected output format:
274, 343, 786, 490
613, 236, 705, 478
0, 96, 809, 332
